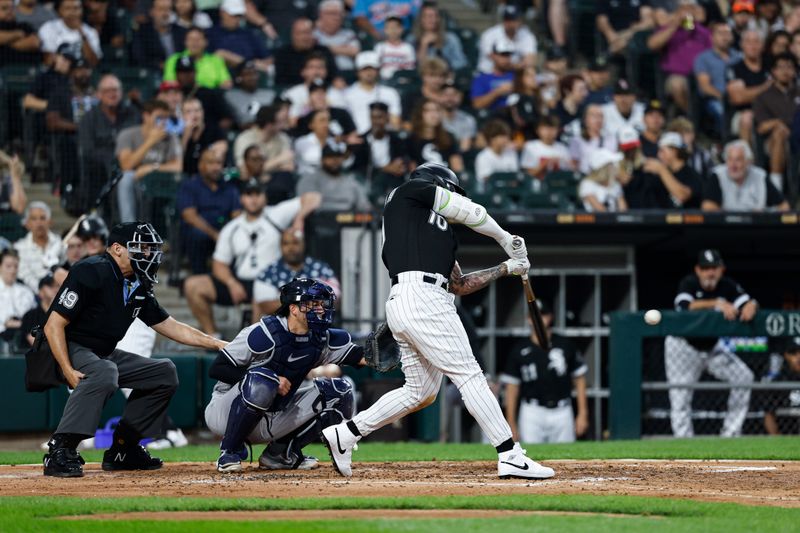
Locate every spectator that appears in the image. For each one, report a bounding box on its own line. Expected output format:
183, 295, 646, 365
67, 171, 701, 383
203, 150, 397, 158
402, 57, 448, 123
639, 100, 666, 158
616, 125, 646, 208
471, 39, 515, 111
345, 51, 402, 133
173, 56, 233, 130
115, 99, 183, 222
225, 60, 276, 128
791, 29, 800, 65
503, 66, 541, 141
78, 74, 140, 207
640, 132, 703, 209
283, 52, 345, 123
353, 0, 420, 40
294, 108, 333, 176
763, 338, 800, 435
252, 0, 314, 38
441, 82, 477, 152
602, 79, 645, 136
19, 271, 61, 350
408, 98, 463, 172
0, 151, 27, 214
753, 52, 798, 191
131, 0, 187, 71
292, 78, 357, 142
667, 116, 714, 181
478, 4, 536, 73
694, 22, 739, 136
38, 0, 100, 66
726, 29, 770, 145
553, 74, 588, 132
181, 97, 227, 176
569, 104, 618, 175
755, 0, 783, 36
763, 29, 790, 67
579, 149, 627, 212
237, 144, 295, 204
156, 80, 185, 135
184, 178, 320, 335
0, 0, 41, 66
521, 116, 571, 180
584, 55, 613, 105
14, 0, 55, 31
475, 119, 518, 184
596, 0, 653, 55
646, 3, 710, 113
296, 140, 372, 211
22, 43, 72, 114
14, 202, 63, 291
177, 147, 241, 274
702, 140, 789, 211
273, 17, 338, 87
543, 46, 568, 78
173, 0, 212, 30
207, 0, 271, 72
375, 16, 416, 80
351, 101, 407, 193
0, 249, 36, 349
314, 0, 360, 74
163, 27, 232, 90
408, 1, 467, 71
83, 0, 123, 48
232, 104, 294, 170
252, 229, 339, 317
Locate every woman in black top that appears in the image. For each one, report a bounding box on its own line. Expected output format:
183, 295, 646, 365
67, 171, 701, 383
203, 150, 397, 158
408, 99, 463, 172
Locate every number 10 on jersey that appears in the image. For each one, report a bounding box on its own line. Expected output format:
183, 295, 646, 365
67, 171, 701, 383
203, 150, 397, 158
428, 210, 448, 231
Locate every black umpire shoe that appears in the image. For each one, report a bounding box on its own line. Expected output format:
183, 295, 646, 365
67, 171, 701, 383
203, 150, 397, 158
101, 444, 163, 471
43, 448, 85, 478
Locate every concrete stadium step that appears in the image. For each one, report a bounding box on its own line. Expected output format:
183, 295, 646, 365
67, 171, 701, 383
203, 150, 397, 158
439, 0, 495, 32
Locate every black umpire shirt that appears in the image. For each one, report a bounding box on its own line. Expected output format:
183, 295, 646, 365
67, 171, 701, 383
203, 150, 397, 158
49, 253, 169, 357
381, 179, 458, 278
673, 273, 751, 351
500, 335, 587, 406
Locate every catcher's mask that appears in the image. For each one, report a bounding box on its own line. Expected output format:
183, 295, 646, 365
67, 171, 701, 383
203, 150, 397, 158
411, 162, 465, 195
108, 222, 164, 284
277, 278, 336, 330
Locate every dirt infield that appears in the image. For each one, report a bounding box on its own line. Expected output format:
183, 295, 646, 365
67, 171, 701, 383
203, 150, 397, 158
1, 460, 798, 508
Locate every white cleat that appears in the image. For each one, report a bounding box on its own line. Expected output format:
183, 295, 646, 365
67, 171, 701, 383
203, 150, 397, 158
321, 423, 359, 477
497, 443, 555, 480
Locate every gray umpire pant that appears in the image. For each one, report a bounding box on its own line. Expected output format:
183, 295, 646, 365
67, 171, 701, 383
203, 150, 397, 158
55, 342, 179, 438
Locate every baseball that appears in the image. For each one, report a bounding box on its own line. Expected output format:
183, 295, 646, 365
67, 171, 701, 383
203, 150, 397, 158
644, 309, 662, 325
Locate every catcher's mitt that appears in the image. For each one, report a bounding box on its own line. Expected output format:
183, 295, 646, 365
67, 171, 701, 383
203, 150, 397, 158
364, 322, 400, 372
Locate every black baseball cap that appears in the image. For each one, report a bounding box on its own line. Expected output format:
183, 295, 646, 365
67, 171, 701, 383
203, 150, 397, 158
176, 56, 195, 72
588, 55, 610, 71
546, 46, 566, 61
309, 77, 328, 92
38, 272, 57, 290
241, 177, 264, 194
697, 249, 724, 267
56, 42, 79, 63
645, 99, 665, 115
108, 222, 146, 248
322, 140, 346, 157
501, 4, 521, 20
614, 78, 634, 95
785, 337, 800, 353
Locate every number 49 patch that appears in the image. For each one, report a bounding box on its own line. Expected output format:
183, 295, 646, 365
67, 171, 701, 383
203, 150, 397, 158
58, 290, 79, 309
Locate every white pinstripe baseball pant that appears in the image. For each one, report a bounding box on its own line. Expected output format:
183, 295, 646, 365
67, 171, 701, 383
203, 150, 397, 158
352, 272, 513, 446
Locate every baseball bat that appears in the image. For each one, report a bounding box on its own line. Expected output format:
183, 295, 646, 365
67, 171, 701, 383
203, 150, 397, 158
512, 237, 549, 351
62, 165, 125, 246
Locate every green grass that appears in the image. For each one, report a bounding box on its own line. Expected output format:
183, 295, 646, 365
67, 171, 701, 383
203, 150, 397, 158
1, 494, 799, 533
1, 436, 798, 465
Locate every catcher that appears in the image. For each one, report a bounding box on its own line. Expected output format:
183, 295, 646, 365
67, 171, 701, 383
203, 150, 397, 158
204, 277, 398, 471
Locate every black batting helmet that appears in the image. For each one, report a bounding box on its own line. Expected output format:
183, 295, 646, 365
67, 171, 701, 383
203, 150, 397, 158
411, 162, 465, 195
276, 278, 336, 330
76, 215, 109, 244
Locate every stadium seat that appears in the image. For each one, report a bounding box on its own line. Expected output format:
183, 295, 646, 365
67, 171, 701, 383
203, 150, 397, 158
0, 212, 25, 242
521, 190, 569, 210
100, 44, 128, 68
457, 28, 478, 69
110, 66, 160, 101
543, 170, 580, 203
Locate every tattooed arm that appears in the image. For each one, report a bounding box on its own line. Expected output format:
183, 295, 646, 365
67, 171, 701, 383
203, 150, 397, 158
449, 261, 509, 296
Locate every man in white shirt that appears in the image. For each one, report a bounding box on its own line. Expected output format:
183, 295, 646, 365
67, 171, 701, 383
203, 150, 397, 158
602, 79, 645, 136
282, 51, 346, 122
14, 201, 64, 291
313, 0, 360, 73
477, 4, 537, 74
344, 50, 402, 134
38, 0, 101, 66
0, 249, 36, 348
183, 179, 321, 335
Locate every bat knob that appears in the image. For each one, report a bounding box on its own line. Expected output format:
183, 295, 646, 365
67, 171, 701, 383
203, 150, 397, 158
511, 237, 523, 249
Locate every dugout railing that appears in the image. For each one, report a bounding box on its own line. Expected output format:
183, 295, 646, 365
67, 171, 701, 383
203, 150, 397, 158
610, 310, 800, 439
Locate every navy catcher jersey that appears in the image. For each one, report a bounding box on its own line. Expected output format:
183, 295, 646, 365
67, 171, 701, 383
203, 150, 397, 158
381, 179, 458, 278
218, 315, 361, 411
499, 335, 587, 404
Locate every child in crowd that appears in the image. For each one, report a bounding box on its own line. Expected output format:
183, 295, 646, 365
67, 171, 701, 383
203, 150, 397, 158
520, 115, 572, 179
375, 17, 416, 80
474, 119, 519, 184
579, 149, 627, 212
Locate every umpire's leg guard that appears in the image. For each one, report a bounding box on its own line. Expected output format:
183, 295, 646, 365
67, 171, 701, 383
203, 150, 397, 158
220, 367, 279, 452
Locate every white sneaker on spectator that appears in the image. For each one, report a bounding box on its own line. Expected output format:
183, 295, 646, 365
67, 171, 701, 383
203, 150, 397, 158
146, 429, 189, 450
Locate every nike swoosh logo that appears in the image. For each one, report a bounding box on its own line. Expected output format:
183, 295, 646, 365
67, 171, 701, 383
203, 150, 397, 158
287, 353, 309, 363
500, 460, 529, 470
335, 428, 346, 455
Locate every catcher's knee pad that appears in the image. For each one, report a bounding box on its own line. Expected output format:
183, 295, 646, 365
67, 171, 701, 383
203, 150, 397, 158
314, 377, 355, 420
241, 367, 280, 411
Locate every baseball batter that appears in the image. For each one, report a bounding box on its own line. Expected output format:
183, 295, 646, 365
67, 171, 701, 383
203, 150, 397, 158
665, 249, 756, 437
322, 162, 555, 479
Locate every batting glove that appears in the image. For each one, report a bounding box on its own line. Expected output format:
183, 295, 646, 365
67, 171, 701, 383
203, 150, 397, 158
500, 234, 528, 259
504, 257, 530, 276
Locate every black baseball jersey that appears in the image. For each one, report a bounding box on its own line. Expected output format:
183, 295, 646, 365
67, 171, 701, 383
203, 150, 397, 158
499, 335, 587, 404
761, 365, 800, 414
381, 179, 458, 278
674, 274, 751, 351
49, 253, 169, 357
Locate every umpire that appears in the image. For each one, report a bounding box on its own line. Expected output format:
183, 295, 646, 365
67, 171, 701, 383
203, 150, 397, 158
42, 222, 226, 478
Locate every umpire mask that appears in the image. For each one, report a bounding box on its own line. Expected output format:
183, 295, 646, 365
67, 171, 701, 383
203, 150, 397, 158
109, 222, 164, 284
